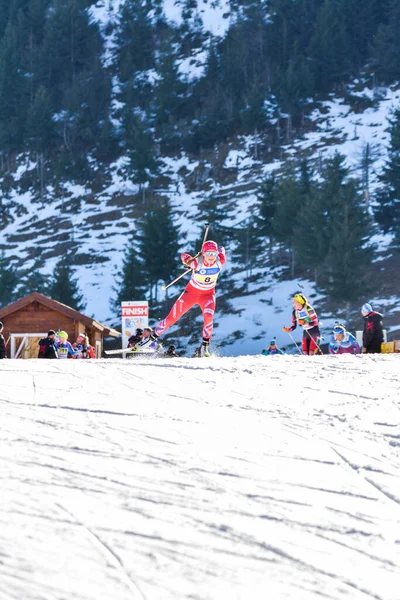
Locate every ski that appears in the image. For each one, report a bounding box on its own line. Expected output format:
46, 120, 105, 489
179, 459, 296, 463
104, 347, 157, 356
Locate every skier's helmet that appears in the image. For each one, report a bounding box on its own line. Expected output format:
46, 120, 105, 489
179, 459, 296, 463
202, 240, 218, 254
58, 330, 68, 340
333, 324, 346, 335
135, 328, 143, 335
269, 340, 276, 345
293, 292, 307, 305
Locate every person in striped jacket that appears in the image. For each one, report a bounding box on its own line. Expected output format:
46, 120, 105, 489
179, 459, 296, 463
282, 292, 321, 355
138, 241, 226, 357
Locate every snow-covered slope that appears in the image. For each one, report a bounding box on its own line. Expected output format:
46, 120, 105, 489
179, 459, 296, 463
1, 356, 400, 599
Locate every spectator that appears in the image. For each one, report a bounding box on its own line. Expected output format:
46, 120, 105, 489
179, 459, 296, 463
0, 321, 6, 359
73, 333, 95, 358
127, 328, 143, 349
57, 331, 76, 359
142, 327, 158, 352
38, 330, 59, 359
329, 324, 361, 355
361, 303, 384, 354
163, 344, 179, 358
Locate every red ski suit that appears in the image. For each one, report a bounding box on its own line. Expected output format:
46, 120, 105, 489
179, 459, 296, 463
154, 248, 226, 341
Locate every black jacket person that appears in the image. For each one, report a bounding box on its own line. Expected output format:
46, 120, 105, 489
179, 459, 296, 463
361, 303, 384, 354
38, 330, 59, 359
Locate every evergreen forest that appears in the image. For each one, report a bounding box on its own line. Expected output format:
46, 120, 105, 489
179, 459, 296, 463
1, 0, 400, 340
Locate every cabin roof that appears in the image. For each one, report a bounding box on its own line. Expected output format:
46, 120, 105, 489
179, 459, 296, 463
0, 292, 120, 338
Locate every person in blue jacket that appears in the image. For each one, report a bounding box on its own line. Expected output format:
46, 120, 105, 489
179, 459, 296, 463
328, 324, 361, 355
261, 339, 284, 356
57, 331, 77, 359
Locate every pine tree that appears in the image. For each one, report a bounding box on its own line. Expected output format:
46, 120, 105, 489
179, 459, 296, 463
41, 0, 109, 169
324, 180, 374, 303
25, 86, 55, 153
153, 36, 187, 151
0, 251, 18, 306
0, 20, 29, 151
372, 0, 400, 83
270, 167, 301, 276
346, 0, 390, 73
48, 257, 86, 311
293, 188, 328, 284
318, 153, 375, 303
252, 174, 278, 264
114, 0, 156, 82
373, 107, 400, 234
138, 197, 181, 303
18, 261, 50, 297
111, 244, 148, 317
308, 0, 353, 91
121, 100, 159, 186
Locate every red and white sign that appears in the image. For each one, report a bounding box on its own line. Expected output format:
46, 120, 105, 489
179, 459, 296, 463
121, 301, 149, 353
121, 305, 149, 317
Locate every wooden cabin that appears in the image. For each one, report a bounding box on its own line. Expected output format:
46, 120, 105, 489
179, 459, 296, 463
0, 292, 120, 358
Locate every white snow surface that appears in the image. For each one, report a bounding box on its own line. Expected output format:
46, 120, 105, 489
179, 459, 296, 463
2, 355, 400, 600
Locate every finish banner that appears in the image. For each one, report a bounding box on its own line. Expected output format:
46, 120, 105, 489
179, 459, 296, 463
121, 301, 149, 351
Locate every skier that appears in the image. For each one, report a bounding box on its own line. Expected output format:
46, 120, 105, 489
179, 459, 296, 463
361, 303, 384, 353
138, 240, 226, 357
38, 330, 59, 359
261, 339, 284, 355
0, 321, 6, 359
282, 292, 321, 355
127, 328, 143, 349
56, 331, 76, 359
328, 324, 360, 355
142, 327, 158, 352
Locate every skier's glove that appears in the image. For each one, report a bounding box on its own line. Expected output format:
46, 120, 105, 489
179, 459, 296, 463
282, 326, 291, 332
218, 246, 225, 254
181, 253, 194, 268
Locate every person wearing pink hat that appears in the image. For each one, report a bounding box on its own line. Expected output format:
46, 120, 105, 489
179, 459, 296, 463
138, 240, 226, 357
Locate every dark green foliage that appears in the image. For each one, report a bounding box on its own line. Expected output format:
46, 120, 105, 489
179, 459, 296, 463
0, 21, 29, 151
254, 174, 277, 239
120, 100, 159, 185
25, 86, 55, 153
317, 154, 375, 302
111, 243, 148, 316
0, 251, 18, 306
114, 0, 156, 81
48, 256, 86, 311
308, 0, 352, 91
195, 194, 235, 247
372, 0, 400, 82
18, 260, 50, 297
138, 196, 181, 301
374, 107, 400, 234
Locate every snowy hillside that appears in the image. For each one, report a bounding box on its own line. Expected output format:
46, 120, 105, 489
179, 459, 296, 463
2, 1, 400, 356
1, 355, 400, 599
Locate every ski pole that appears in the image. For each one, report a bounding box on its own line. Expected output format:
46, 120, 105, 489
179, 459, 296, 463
161, 223, 210, 291
285, 330, 303, 354
305, 328, 323, 355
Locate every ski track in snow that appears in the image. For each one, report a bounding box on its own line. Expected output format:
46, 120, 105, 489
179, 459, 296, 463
1, 356, 400, 600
